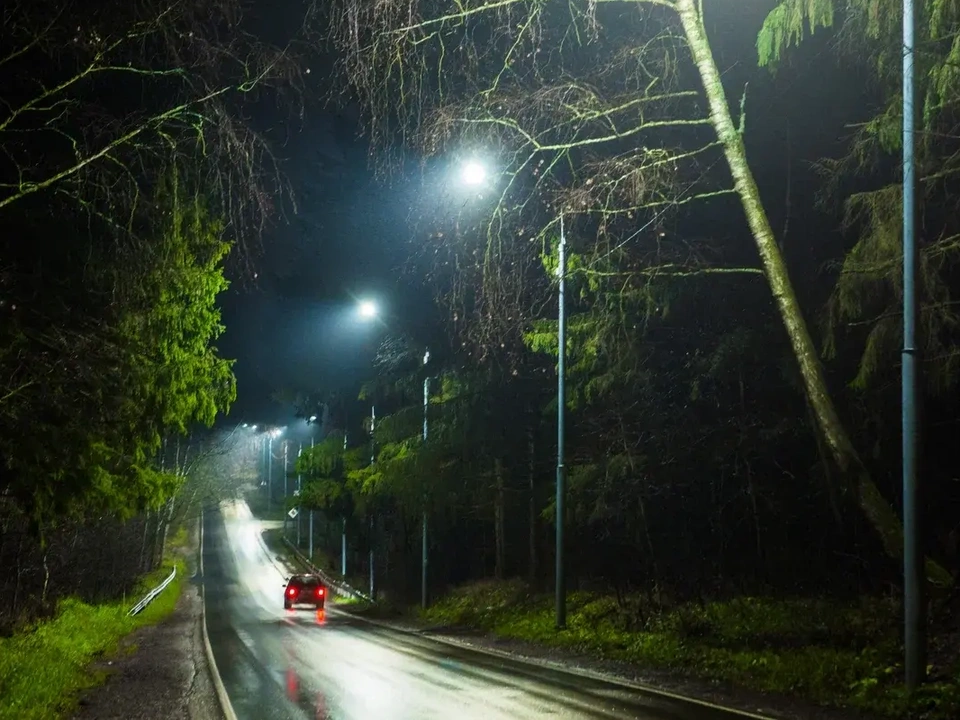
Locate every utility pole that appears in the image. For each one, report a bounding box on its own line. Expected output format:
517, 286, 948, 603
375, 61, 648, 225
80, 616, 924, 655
283, 441, 289, 535
342, 431, 347, 578
902, 0, 924, 690
422, 349, 430, 609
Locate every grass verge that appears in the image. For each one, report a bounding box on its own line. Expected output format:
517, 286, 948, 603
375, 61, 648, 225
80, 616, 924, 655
0, 558, 185, 720
412, 580, 959, 719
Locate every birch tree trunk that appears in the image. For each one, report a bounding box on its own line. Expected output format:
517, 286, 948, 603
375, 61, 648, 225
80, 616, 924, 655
674, 0, 950, 586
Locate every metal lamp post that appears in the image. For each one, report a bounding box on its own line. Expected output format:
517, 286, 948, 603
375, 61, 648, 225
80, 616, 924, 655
902, 0, 924, 690
422, 349, 430, 609
297, 443, 302, 547
369, 405, 376, 599
267, 434, 273, 512
309, 434, 315, 560
555, 215, 567, 630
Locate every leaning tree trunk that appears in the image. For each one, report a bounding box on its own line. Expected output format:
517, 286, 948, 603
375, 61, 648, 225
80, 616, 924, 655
674, 0, 950, 587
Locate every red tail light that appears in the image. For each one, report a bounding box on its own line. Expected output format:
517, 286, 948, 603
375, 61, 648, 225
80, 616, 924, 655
315, 587, 324, 598
287, 587, 298, 597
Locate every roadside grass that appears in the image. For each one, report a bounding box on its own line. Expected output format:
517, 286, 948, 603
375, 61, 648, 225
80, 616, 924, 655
416, 580, 960, 719
0, 558, 186, 720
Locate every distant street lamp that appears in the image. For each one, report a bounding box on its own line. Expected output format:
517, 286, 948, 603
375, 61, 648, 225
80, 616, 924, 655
296, 443, 302, 547
282, 439, 289, 534
267, 427, 284, 512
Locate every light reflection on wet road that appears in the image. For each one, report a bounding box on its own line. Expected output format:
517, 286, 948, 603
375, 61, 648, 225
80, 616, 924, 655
202, 502, 761, 720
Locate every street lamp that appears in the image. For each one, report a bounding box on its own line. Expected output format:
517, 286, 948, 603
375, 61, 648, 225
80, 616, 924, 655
555, 215, 567, 630
422, 348, 430, 609
460, 159, 487, 186
267, 427, 284, 512
358, 299, 378, 319
902, 0, 923, 690
454, 157, 567, 628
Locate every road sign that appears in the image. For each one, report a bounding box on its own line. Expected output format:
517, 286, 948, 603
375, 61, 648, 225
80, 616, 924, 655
288, 508, 299, 519
293, 489, 300, 497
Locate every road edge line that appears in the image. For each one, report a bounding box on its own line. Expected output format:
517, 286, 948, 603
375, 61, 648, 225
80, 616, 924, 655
199, 509, 239, 720
339, 610, 776, 720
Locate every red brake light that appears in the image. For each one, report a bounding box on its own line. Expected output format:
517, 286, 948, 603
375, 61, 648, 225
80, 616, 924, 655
287, 587, 297, 597
315, 587, 324, 598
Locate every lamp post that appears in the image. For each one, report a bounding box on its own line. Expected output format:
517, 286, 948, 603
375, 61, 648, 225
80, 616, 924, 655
422, 349, 430, 609
456, 157, 567, 627
267, 433, 273, 512
354, 301, 380, 596
902, 0, 923, 690
555, 214, 567, 630
297, 443, 302, 547
369, 405, 376, 599
283, 440, 289, 535
266, 427, 284, 514
309, 432, 316, 560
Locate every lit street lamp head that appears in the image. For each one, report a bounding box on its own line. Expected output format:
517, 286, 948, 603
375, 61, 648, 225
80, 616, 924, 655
358, 300, 378, 319
460, 160, 486, 186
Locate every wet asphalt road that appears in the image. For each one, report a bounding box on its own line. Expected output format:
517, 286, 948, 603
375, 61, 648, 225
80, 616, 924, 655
202, 502, 759, 720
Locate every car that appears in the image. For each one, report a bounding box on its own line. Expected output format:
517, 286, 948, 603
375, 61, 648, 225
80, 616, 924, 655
283, 574, 326, 611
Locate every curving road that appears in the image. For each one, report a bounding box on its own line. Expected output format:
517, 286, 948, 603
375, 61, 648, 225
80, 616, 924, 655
202, 502, 762, 720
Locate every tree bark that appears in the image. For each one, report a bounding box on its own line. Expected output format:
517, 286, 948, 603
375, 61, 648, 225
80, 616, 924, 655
494, 458, 506, 580
674, 0, 951, 587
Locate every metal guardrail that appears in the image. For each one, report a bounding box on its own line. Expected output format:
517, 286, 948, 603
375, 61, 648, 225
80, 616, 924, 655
281, 536, 372, 603
127, 565, 177, 616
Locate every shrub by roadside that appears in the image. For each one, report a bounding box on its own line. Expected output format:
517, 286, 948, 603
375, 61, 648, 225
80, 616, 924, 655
0, 559, 185, 720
